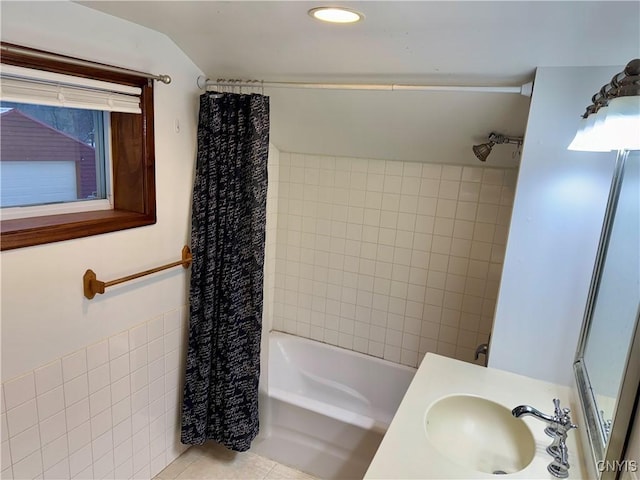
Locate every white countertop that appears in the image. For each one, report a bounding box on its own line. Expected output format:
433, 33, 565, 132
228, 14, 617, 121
364, 353, 587, 479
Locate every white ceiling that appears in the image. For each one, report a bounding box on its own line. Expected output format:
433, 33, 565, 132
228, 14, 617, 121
80, 1, 640, 167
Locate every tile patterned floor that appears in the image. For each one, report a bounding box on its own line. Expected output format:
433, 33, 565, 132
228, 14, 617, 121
155, 442, 319, 480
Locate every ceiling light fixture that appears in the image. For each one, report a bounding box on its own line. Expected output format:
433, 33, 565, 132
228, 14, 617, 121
308, 7, 363, 24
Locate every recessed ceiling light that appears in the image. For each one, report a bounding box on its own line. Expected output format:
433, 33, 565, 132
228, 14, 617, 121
308, 7, 364, 24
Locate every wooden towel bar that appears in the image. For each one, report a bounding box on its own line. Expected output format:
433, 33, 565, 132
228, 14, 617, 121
83, 245, 192, 299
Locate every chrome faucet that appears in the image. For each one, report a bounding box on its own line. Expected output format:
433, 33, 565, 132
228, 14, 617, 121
512, 399, 577, 478
511, 404, 556, 423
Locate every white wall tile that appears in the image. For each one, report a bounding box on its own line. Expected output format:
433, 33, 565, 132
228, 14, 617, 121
69, 443, 92, 477
110, 355, 130, 383
64, 375, 89, 407
35, 360, 63, 396
4, 373, 35, 410
92, 429, 112, 461
164, 329, 182, 354
111, 398, 131, 427
91, 409, 112, 440
88, 364, 110, 395
37, 385, 65, 422
112, 417, 132, 446
148, 339, 164, 364
6, 399, 37, 437
67, 421, 91, 454
93, 450, 114, 479
113, 436, 132, 466
133, 463, 151, 480
89, 386, 111, 417
110, 377, 131, 406
2, 305, 187, 478
114, 457, 133, 479
149, 434, 165, 460
9, 424, 40, 463
62, 350, 87, 383
128, 325, 148, 351
12, 449, 43, 479
462, 166, 483, 182
1, 413, 8, 444
130, 367, 148, 395
39, 410, 66, 446
44, 458, 70, 480
163, 309, 181, 334
1, 440, 11, 470
42, 433, 69, 471
130, 346, 148, 372
272, 153, 513, 364
482, 168, 504, 185
86, 341, 109, 371
149, 380, 164, 405
109, 332, 129, 361
131, 406, 149, 435
148, 359, 164, 383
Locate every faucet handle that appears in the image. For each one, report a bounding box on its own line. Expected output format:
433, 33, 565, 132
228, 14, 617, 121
559, 408, 577, 431
545, 401, 577, 437
545, 399, 563, 437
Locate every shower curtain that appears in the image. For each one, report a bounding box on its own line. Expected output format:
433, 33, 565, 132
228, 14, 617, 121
181, 91, 269, 452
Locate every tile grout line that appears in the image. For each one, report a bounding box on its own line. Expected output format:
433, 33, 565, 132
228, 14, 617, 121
263, 458, 279, 480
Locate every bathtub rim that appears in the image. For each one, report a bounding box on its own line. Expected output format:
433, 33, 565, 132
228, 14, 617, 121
269, 330, 418, 374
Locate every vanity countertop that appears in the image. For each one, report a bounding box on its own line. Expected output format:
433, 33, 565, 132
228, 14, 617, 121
364, 353, 587, 479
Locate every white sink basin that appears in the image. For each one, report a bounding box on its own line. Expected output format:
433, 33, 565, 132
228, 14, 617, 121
424, 394, 536, 475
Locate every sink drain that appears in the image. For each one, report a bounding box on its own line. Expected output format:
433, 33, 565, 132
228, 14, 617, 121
493, 471, 507, 475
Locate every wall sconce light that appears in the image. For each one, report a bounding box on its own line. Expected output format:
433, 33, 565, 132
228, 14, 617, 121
569, 59, 640, 152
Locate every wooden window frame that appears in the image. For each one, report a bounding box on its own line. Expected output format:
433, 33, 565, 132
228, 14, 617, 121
0, 42, 156, 251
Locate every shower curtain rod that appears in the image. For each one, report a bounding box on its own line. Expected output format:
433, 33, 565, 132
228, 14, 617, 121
197, 76, 533, 96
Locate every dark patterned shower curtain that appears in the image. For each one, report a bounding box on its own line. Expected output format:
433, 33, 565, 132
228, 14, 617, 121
181, 91, 269, 452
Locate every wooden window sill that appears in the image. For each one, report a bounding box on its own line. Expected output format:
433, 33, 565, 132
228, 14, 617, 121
1, 210, 156, 250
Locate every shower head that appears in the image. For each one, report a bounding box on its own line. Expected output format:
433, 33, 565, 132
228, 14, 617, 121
472, 142, 495, 162
472, 132, 524, 162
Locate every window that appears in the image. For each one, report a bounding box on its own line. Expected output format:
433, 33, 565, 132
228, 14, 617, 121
0, 43, 156, 250
0, 103, 110, 213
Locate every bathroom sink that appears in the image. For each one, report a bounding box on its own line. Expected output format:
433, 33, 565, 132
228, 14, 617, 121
424, 395, 536, 475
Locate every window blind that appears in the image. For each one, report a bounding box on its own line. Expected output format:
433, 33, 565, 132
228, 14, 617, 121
0, 64, 141, 114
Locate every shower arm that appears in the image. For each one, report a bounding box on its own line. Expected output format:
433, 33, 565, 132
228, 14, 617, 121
488, 133, 523, 146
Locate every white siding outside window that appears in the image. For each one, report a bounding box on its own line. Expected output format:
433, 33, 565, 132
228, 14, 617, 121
1, 161, 77, 207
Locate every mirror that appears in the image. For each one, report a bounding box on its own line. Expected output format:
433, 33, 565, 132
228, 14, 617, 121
575, 149, 640, 479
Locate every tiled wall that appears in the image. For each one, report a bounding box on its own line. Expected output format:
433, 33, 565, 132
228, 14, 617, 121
263, 147, 280, 333
0, 308, 189, 479
272, 152, 517, 367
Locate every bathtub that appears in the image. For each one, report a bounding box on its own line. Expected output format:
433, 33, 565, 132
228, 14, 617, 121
252, 332, 416, 479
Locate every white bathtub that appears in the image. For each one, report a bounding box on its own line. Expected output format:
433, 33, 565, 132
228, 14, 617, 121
252, 332, 416, 479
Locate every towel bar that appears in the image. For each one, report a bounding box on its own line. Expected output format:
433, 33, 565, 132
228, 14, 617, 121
83, 245, 192, 299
